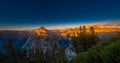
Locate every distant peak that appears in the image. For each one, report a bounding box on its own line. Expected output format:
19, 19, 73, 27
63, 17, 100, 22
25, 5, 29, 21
39, 26, 46, 29
34, 26, 47, 36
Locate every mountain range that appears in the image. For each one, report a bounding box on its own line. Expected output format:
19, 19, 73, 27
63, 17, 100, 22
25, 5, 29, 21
0, 21, 119, 51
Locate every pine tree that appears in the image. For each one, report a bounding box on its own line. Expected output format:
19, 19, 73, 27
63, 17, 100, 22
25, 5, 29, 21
0, 49, 2, 57
82, 26, 87, 51
88, 26, 99, 48
5, 39, 16, 58
72, 26, 87, 53
78, 26, 87, 52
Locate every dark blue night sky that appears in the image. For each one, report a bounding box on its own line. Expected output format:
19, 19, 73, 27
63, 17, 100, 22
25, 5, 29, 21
0, 0, 120, 30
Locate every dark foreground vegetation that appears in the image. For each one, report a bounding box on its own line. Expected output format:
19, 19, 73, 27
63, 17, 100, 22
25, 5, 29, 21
71, 32, 120, 63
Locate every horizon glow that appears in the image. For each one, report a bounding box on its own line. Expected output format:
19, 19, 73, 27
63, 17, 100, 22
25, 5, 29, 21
0, 0, 120, 30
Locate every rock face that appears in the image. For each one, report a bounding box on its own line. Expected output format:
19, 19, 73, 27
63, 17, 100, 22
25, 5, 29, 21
21, 27, 74, 58
0, 30, 31, 48
22, 26, 61, 48
22, 27, 68, 56
65, 45, 76, 61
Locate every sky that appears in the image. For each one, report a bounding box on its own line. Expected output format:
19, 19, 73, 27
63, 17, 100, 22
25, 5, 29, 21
0, 0, 120, 30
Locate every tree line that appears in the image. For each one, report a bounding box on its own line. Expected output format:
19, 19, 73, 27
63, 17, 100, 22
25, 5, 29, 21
72, 26, 99, 53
